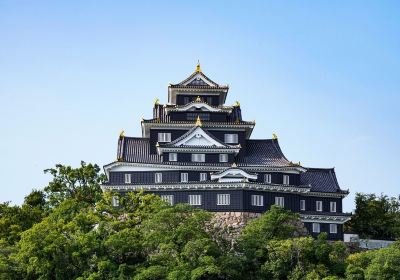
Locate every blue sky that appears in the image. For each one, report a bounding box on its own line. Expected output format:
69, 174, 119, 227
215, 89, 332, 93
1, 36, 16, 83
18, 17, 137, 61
0, 1, 399, 212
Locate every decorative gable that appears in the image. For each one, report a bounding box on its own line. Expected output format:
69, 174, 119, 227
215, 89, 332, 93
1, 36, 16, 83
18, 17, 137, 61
211, 168, 258, 182
174, 126, 226, 147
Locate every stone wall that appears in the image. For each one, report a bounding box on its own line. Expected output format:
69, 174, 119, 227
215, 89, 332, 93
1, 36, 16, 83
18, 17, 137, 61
210, 211, 261, 241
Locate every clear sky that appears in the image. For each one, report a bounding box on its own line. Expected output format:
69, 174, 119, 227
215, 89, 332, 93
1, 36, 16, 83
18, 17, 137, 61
0, 1, 399, 212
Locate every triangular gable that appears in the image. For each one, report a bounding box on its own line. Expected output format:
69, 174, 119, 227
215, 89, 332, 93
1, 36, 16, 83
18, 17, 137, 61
211, 168, 258, 182
182, 72, 218, 87
172, 102, 222, 112
173, 126, 227, 147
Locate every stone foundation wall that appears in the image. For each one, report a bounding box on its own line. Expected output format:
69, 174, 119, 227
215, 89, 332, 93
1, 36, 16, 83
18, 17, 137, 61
210, 211, 261, 240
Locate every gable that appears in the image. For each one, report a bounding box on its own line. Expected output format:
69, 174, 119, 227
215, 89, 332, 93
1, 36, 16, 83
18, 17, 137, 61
211, 168, 258, 182
183, 73, 217, 87
174, 127, 226, 147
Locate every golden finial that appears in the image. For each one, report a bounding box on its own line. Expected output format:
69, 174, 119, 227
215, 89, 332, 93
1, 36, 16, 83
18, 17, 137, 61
231, 162, 237, 168
195, 96, 202, 102
196, 60, 201, 73
119, 130, 125, 139
156, 142, 160, 147
154, 98, 160, 106
272, 133, 278, 140
233, 101, 240, 107
195, 116, 202, 127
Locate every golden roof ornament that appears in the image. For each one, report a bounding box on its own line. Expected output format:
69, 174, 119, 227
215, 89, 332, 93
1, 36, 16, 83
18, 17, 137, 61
195, 96, 202, 102
231, 162, 238, 168
154, 98, 160, 106
233, 101, 240, 107
195, 116, 202, 127
195, 60, 201, 73
119, 130, 125, 139
272, 133, 278, 140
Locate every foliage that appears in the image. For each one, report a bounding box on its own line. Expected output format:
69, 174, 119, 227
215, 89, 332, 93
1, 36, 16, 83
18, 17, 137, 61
345, 193, 400, 240
2, 163, 400, 279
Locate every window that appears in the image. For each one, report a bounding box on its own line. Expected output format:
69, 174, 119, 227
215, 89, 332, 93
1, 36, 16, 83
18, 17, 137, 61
155, 173, 162, 183
330, 202, 337, 213
251, 195, 264, 206
264, 174, 272, 183
312, 223, 320, 233
330, 224, 338, 234
283, 175, 290, 185
192, 154, 205, 162
183, 97, 190, 104
169, 153, 177, 161
181, 173, 188, 182
200, 173, 207, 181
316, 201, 323, 212
161, 195, 174, 205
124, 174, 131, 184
300, 200, 306, 211
112, 196, 120, 207
224, 134, 238, 144
189, 195, 201, 205
217, 194, 230, 205
158, 132, 171, 142
219, 154, 228, 162
187, 113, 210, 121
275, 197, 285, 208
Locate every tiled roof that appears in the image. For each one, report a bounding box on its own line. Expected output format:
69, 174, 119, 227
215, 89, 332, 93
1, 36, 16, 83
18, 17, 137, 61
300, 168, 346, 193
169, 71, 228, 88
237, 139, 291, 167
142, 118, 255, 125
121, 137, 162, 163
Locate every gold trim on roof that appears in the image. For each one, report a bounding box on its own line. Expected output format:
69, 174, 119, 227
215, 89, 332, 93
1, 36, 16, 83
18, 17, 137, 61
272, 133, 278, 140
195, 116, 202, 127
196, 60, 201, 73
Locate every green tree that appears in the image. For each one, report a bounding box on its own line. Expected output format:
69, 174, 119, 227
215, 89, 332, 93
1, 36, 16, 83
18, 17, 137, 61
345, 193, 400, 239
44, 161, 106, 208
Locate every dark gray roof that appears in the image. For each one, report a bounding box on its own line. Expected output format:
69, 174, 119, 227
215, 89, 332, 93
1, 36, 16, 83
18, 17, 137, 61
301, 168, 346, 193
169, 70, 227, 88
237, 139, 291, 167
121, 137, 162, 163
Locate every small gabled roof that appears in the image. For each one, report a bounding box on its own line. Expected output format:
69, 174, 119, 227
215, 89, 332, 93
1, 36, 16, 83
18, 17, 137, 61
211, 167, 258, 182
169, 63, 228, 89
300, 168, 348, 193
160, 125, 232, 148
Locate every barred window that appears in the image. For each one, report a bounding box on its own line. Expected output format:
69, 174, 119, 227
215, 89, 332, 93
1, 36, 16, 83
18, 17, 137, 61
191, 154, 205, 162
181, 173, 188, 182
200, 173, 207, 181
316, 201, 323, 212
275, 197, 284, 208
283, 175, 290, 185
251, 195, 264, 206
189, 195, 201, 205
224, 134, 238, 144
124, 174, 131, 184
330, 224, 338, 234
330, 202, 337, 212
217, 194, 230, 205
169, 153, 177, 161
161, 195, 174, 205
313, 223, 320, 233
300, 200, 306, 211
155, 173, 162, 183
264, 174, 271, 183
219, 154, 228, 162
187, 113, 210, 121
158, 133, 171, 142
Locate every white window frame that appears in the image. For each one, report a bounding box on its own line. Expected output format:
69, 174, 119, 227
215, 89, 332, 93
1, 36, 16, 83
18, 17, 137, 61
275, 197, 284, 208
161, 195, 174, 205
155, 173, 162, 183
219, 154, 228, 163
191, 153, 205, 162
124, 173, 131, 184
181, 173, 188, 182
251, 195, 264, 206
224, 134, 238, 144
188, 194, 201, 205
330, 224, 338, 234
300, 200, 306, 211
200, 173, 207, 181
112, 196, 120, 207
312, 223, 320, 233
158, 132, 171, 143
169, 153, 177, 162
330, 201, 337, 213
316, 201, 323, 212
264, 174, 272, 184
283, 175, 290, 185
217, 194, 230, 205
